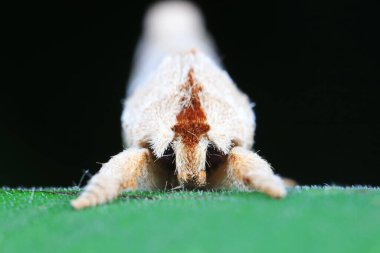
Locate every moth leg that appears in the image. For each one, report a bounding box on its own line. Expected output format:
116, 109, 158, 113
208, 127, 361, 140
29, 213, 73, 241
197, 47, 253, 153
227, 147, 286, 198
71, 148, 150, 210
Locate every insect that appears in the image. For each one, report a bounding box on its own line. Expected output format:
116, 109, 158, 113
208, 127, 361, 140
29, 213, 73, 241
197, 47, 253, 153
71, 1, 287, 210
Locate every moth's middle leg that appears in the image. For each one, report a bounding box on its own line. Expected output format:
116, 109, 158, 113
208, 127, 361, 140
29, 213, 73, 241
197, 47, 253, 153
207, 147, 286, 198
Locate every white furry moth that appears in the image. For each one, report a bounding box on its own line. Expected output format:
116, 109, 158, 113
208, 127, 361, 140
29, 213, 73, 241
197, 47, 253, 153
71, 1, 286, 210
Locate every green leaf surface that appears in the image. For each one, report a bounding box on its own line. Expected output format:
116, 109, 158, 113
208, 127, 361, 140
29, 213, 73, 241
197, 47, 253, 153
1, 187, 380, 253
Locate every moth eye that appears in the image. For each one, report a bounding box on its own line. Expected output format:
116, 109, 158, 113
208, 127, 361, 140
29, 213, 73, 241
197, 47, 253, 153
206, 143, 227, 171
147, 144, 176, 172
163, 145, 174, 157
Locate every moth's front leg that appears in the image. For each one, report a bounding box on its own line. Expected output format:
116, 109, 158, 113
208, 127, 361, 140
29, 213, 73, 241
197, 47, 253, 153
71, 148, 150, 210
227, 147, 286, 198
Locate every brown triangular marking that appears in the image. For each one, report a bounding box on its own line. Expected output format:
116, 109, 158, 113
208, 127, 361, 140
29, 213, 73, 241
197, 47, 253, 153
172, 69, 210, 148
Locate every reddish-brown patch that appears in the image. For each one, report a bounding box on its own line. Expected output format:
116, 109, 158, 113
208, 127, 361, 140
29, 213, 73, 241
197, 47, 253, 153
172, 69, 210, 148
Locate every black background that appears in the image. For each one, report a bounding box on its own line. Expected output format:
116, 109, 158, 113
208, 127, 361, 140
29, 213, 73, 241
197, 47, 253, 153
1, 1, 379, 187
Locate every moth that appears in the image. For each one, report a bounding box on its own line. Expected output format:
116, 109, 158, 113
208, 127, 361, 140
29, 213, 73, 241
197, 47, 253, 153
71, 1, 286, 210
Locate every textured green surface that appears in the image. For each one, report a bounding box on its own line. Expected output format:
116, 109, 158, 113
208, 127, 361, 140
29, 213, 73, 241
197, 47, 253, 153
1, 187, 380, 253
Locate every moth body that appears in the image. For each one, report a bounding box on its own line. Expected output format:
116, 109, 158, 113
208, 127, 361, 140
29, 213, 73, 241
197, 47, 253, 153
71, 1, 286, 210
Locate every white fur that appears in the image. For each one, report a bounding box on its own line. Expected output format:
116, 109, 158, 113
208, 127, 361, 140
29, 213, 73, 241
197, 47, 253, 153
71, 1, 286, 210
122, 52, 254, 155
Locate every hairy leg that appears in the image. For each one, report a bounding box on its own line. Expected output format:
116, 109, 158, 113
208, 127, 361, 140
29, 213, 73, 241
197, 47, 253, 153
227, 147, 286, 198
71, 148, 150, 210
